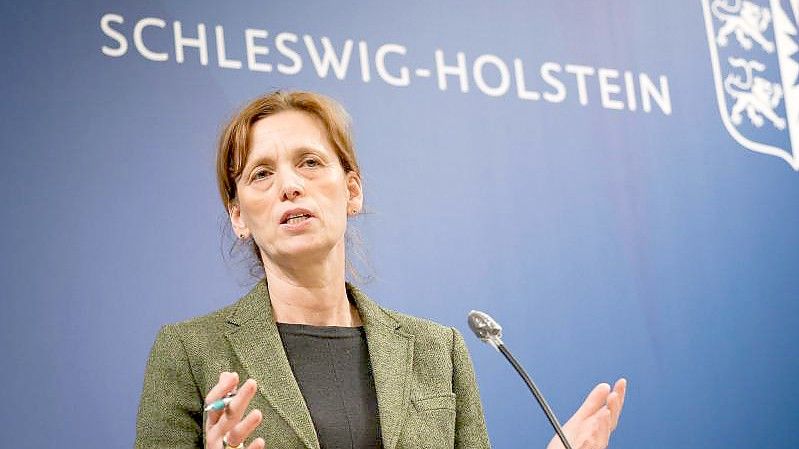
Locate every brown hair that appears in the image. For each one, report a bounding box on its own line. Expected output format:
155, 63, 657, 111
216, 90, 363, 275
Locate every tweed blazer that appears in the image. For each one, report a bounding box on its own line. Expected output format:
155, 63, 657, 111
135, 280, 491, 449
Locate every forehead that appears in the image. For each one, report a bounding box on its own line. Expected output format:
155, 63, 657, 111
248, 110, 332, 157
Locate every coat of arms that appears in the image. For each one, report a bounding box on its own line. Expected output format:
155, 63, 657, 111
703, 0, 799, 170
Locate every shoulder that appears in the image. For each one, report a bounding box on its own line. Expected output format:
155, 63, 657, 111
161, 279, 272, 335
152, 284, 260, 353
350, 284, 452, 333
156, 301, 235, 342
382, 306, 458, 342
384, 307, 476, 365
368, 303, 464, 363
349, 283, 463, 350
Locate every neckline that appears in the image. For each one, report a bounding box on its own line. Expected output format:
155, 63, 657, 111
276, 322, 365, 338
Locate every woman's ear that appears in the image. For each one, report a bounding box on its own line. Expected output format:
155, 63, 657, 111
228, 200, 249, 238
346, 171, 364, 213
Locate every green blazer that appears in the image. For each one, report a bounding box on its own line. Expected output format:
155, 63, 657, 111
135, 281, 491, 449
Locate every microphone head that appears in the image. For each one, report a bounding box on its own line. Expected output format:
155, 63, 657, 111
467, 310, 503, 348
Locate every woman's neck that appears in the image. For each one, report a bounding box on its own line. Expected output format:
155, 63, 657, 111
261, 248, 361, 327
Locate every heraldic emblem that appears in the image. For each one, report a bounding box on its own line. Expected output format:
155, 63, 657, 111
703, 0, 799, 170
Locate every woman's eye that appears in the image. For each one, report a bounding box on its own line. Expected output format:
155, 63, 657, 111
302, 158, 321, 168
252, 169, 272, 180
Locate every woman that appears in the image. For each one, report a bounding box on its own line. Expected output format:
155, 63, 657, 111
135, 91, 626, 449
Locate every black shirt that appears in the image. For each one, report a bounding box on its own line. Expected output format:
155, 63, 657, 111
277, 323, 382, 449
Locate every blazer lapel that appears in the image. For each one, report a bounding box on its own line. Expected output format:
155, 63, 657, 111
349, 285, 415, 449
225, 281, 320, 449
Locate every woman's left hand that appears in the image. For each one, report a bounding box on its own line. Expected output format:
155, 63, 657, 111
546, 378, 627, 449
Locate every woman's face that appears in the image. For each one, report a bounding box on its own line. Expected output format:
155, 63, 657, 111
229, 110, 362, 266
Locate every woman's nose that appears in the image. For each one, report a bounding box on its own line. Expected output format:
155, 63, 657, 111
277, 169, 304, 200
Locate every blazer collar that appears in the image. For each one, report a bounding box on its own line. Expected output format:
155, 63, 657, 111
225, 280, 414, 449
224, 280, 319, 449
348, 283, 415, 449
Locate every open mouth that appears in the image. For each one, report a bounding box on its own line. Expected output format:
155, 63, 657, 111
283, 214, 312, 225
280, 208, 315, 225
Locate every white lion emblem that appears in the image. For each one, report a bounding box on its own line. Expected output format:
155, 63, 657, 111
724, 57, 786, 129
703, 0, 799, 170
712, 0, 775, 52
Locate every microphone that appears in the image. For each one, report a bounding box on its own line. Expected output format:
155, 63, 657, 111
467, 310, 573, 449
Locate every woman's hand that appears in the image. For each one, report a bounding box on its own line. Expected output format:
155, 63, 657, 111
204, 372, 265, 449
546, 378, 627, 449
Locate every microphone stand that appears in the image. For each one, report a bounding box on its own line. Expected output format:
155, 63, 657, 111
497, 343, 572, 449
468, 310, 573, 449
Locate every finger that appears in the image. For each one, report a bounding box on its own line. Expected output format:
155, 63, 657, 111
615, 378, 627, 410
205, 372, 240, 427
572, 382, 611, 421
596, 407, 612, 447
247, 438, 265, 449
606, 391, 621, 431
206, 371, 240, 405
225, 409, 263, 448
608, 378, 627, 430
220, 379, 259, 426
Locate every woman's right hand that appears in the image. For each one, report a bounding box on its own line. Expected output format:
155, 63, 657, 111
204, 371, 265, 449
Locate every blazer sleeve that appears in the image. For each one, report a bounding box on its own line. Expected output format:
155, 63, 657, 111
451, 327, 492, 449
135, 325, 204, 449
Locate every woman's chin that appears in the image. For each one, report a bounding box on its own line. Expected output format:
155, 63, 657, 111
273, 239, 336, 261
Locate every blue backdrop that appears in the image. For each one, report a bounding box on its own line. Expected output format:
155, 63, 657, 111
2, 1, 798, 447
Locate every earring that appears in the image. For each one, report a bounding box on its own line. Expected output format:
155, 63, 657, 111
350, 209, 358, 215
239, 233, 245, 239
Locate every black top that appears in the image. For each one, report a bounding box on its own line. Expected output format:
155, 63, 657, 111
277, 323, 382, 449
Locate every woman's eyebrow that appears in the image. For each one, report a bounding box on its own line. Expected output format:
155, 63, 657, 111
242, 154, 274, 172
243, 142, 330, 169
289, 143, 328, 154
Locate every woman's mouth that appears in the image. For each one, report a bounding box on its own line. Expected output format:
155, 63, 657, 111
284, 214, 311, 225
280, 208, 315, 225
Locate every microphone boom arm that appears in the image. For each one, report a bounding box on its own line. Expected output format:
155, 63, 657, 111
468, 310, 573, 449
497, 342, 573, 449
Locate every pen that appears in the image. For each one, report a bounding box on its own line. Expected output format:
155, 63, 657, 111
204, 391, 237, 412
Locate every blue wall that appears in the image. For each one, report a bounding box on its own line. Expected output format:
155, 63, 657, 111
1, 1, 798, 447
